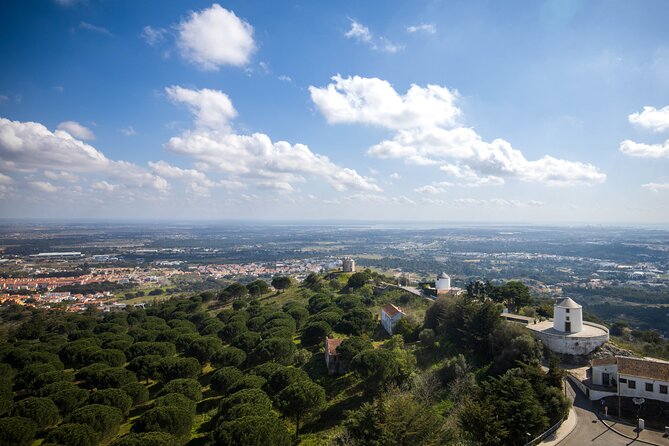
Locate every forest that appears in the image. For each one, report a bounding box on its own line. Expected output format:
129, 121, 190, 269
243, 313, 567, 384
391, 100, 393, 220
0, 271, 569, 446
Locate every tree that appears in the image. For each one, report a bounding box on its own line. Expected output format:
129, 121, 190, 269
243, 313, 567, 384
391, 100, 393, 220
12, 397, 60, 428
0, 417, 37, 446
88, 389, 133, 416
285, 306, 309, 329
126, 342, 175, 360
90, 367, 137, 389
49, 387, 90, 415
110, 432, 178, 446
300, 321, 332, 347
43, 423, 100, 446
264, 366, 310, 396
66, 404, 124, 441
219, 283, 249, 302
212, 346, 246, 368
336, 336, 372, 363
246, 280, 269, 297
337, 307, 376, 335
271, 276, 292, 292
252, 337, 296, 365
185, 336, 222, 368
156, 356, 201, 380
210, 367, 243, 395
218, 389, 272, 419
90, 349, 126, 367
227, 375, 267, 395
212, 415, 291, 446
127, 355, 161, 384
159, 378, 202, 401
133, 406, 193, 439
276, 381, 325, 438
121, 383, 149, 407
153, 393, 196, 415
347, 272, 370, 289
466, 279, 487, 301
351, 349, 407, 392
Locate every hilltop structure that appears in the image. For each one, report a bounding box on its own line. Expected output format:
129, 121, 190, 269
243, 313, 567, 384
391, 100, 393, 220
527, 297, 609, 356
342, 257, 356, 273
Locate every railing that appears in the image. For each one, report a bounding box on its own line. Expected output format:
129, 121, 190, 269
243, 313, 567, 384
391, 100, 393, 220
523, 416, 566, 446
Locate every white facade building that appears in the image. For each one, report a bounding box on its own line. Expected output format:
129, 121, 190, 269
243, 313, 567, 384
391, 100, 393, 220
527, 297, 608, 355
435, 272, 451, 295
589, 356, 669, 403
553, 297, 583, 333
381, 303, 405, 335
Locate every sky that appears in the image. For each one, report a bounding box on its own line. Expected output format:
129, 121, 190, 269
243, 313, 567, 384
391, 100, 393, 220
0, 0, 668, 223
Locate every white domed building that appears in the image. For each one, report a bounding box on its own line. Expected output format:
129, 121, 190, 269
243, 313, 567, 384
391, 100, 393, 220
528, 297, 609, 356
436, 272, 451, 294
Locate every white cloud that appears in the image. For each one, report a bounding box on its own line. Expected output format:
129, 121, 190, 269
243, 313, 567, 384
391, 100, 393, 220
345, 19, 372, 43
164, 85, 380, 194
0, 118, 168, 192
57, 121, 95, 140
406, 24, 436, 34
389, 172, 401, 179
0, 173, 12, 185
277, 75, 292, 82
44, 170, 78, 182
619, 139, 669, 158
120, 126, 137, 136
148, 160, 207, 181
177, 4, 255, 70
165, 85, 237, 130
642, 182, 669, 192
628, 106, 669, 132
453, 198, 544, 208
309, 75, 460, 130
368, 126, 606, 186
344, 19, 402, 53
92, 181, 119, 192
29, 181, 58, 193
1, 118, 108, 171
78, 22, 112, 36
414, 185, 444, 194
141, 26, 167, 46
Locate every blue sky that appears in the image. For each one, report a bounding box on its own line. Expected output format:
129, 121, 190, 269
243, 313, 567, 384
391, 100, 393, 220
0, 0, 668, 223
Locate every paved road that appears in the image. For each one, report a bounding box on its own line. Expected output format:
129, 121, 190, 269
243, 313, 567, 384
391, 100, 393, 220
560, 380, 632, 446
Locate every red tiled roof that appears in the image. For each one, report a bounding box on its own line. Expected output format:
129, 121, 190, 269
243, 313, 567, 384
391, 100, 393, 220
592, 356, 669, 382
325, 337, 343, 356
591, 356, 618, 367
381, 303, 404, 318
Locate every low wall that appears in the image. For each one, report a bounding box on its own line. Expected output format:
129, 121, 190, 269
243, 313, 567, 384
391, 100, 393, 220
531, 330, 609, 355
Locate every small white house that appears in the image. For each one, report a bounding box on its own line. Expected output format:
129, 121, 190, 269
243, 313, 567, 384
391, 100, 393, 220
590, 356, 669, 403
435, 272, 451, 295
553, 297, 583, 333
381, 303, 405, 335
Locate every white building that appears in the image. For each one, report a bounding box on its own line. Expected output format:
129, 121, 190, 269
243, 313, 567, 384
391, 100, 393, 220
381, 303, 405, 335
342, 258, 356, 273
435, 272, 451, 295
527, 297, 608, 355
588, 356, 669, 403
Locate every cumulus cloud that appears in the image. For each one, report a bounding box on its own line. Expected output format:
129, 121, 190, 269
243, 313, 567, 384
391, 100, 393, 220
642, 182, 669, 192
453, 198, 545, 208
148, 160, 207, 181
141, 26, 167, 46
57, 121, 95, 140
406, 24, 436, 34
177, 4, 255, 70
628, 106, 669, 132
92, 181, 119, 192
619, 139, 669, 158
120, 126, 137, 136
163, 85, 381, 194
29, 181, 58, 193
368, 126, 605, 186
166, 85, 237, 130
309, 75, 460, 130
0, 118, 168, 192
414, 185, 444, 194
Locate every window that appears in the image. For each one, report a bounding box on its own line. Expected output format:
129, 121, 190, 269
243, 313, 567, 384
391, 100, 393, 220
619, 378, 627, 384
566, 309, 570, 313
566, 316, 570, 321
660, 385, 668, 394
645, 383, 653, 392
628, 380, 636, 389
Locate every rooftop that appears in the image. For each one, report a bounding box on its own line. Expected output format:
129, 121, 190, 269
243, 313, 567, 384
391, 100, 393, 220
381, 303, 404, 318
527, 320, 608, 338
556, 297, 581, 309
325, 337, 343, 356
592, 356, 669, 382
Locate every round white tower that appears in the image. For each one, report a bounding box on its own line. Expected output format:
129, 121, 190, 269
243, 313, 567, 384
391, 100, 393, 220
553, 297, 583, 333
436, 272, 451, 292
